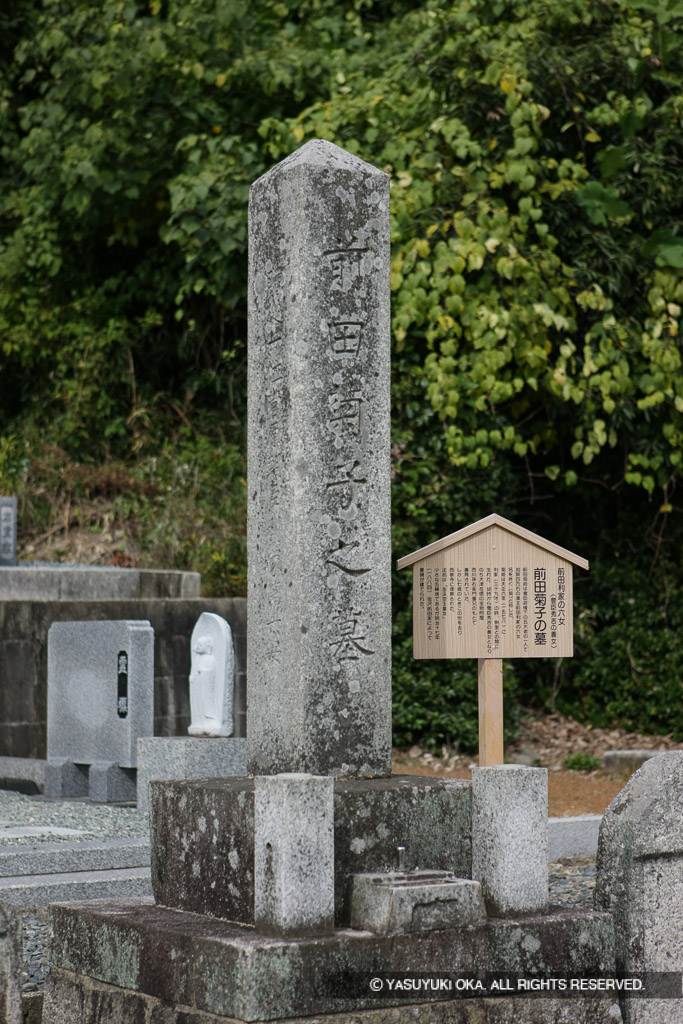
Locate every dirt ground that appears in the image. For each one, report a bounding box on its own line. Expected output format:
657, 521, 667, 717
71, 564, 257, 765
392, 707, 683, 816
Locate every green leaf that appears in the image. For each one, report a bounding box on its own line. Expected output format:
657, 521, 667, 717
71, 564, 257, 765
575, 181, 632, 225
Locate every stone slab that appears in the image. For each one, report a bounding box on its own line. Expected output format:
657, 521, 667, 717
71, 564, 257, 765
349, 871, 485, 935
43, 966, 625, 1024
247, 139, 392, 778
472, 765, 548, 917
548, 814, 601, 861
0, 757, 45, 794
0, 838, 150, 876
136, 736, 246, 814
0, 825, 86, 839
602, 749, 665, 773
47, 898, 616, 1021
47, 620, 154, 768
255, 774, 334, 937
0, 499, 17, 568
150, 775, 471, 926
0, 868, 152, 907
0, 566, 200, 600
0, 596, 247, 760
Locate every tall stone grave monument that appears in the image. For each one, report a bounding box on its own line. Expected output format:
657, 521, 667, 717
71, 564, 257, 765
248, 138, 392, 778
43, 141, 619, 1024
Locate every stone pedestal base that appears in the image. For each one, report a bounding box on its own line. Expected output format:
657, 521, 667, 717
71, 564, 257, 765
43, 900, 618, 1024
149, 775, 472, 926
44, 759, 136, 803
136, 737, 247, 813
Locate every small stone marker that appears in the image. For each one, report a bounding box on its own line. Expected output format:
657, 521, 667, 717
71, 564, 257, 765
471, 764, 549, 916
46, 620, 154, 800
398, 513, 588, 765
254, 773, 334, 937
188, 612, 235, 737
595, 751, 683, 1024
0, 497, 17, 567
247, 139, 391, 778
349, 870, 485, 935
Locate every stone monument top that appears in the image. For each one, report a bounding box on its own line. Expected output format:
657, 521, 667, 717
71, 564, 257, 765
247, 138, 391, 778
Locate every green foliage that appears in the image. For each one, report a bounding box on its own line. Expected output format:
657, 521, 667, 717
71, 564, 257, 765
564, 752, 602, 771
553, 557, 683, 739
261, 0, 683, 502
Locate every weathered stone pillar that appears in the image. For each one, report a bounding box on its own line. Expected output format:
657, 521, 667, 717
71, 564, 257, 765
247, 140, 391, 777
471, 764, 549, 916
254, 773, 334, 937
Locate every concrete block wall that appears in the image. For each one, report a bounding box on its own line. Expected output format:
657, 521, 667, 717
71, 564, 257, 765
0, 597, 246, 758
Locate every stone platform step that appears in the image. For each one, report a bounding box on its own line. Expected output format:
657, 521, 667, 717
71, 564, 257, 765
0, 866, 152, 907
0, 837, 150, 877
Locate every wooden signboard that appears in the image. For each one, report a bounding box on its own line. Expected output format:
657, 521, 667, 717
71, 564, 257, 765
398, 514, 589, 766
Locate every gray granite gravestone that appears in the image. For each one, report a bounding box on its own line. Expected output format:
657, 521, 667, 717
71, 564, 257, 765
0, 498, 17, 567
247, 139, 392, 778
46, 620, 154, 801
595, 751, 683, 1023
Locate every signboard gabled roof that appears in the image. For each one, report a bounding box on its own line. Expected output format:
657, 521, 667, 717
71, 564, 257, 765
397, 513, 589, 571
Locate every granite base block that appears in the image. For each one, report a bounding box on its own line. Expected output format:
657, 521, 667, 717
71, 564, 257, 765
150, 775, 471, 926
349, 872, 485, 935
88, 762, 137, 803
44, 759, 89, 798
254, 773, 334, 938
136, 736, 247, 813
44, 759, 136, 803
46, 899, 617, 1023
43, 966, 624, 1024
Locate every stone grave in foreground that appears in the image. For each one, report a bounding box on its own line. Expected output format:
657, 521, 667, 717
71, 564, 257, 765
595, 751, 683, 1024
44, 142, 620, 1024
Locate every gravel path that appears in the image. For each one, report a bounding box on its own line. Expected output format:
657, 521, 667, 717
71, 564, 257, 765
0, 789, 149, 1001
0, 789, 148, 846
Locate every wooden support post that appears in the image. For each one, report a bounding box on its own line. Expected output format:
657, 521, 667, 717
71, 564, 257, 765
477, 658, 504, 767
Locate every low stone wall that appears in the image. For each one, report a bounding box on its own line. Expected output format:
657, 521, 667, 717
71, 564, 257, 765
0, 597, 246, 758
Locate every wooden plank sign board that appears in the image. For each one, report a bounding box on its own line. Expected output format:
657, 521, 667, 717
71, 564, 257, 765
397, 514, 589, 662
398, 515, 588, 766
